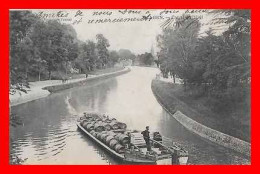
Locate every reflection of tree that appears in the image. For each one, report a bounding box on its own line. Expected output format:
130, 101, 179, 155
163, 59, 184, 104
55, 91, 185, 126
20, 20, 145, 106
10, 77, 118, 164
10, 94, 70, 161
70, 78, 118, 113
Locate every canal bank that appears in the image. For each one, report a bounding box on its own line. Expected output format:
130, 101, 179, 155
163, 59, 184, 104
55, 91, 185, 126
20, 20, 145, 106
10, 67, 130, 107
151, 79, 251, 157
10, 67, 249, 164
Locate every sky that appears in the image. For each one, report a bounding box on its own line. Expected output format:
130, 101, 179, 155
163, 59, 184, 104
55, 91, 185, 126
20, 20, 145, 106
29, 9, 229, 55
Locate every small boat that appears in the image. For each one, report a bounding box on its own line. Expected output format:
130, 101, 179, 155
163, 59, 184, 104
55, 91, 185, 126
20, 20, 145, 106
76, 112, 188, 165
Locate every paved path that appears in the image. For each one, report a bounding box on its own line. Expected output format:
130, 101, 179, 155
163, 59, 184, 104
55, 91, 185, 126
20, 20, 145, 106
9, 76, 95, 107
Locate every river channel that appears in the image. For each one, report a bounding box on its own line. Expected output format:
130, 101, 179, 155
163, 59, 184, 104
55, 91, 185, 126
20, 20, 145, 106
10, 67, 249, 164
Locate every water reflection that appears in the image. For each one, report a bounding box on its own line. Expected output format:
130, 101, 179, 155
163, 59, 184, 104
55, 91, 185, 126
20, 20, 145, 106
10, 67, 249, 164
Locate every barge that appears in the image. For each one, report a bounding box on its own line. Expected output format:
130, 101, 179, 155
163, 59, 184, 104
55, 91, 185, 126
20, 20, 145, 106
77, 112, 188, 165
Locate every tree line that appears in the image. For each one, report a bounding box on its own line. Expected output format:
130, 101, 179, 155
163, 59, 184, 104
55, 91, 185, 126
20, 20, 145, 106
156, 10, 250, 113
10, 10, 124, 85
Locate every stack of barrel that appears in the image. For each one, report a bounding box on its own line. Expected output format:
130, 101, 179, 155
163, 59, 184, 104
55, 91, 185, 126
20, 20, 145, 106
79, 113, 129, 154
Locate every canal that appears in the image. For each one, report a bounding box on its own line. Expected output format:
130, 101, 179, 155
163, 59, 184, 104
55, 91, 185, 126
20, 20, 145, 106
10, 67, 249, 164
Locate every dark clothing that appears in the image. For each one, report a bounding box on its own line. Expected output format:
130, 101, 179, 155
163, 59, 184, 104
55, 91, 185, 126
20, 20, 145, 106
141, 130, 151, 151
145, 139, 151, 151
141, 130, 150, 140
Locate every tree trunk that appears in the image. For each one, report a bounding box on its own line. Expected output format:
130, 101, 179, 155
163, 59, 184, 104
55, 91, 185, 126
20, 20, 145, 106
184, 79, 187, 91
25, 67, 28, 82
173, 75, 176, 84
65, 61, 68, 76
38, 71, 41, 81
48, 70, 51, 80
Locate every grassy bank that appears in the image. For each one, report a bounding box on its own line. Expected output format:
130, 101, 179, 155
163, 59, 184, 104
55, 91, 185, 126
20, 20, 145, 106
152, 79, 250, 142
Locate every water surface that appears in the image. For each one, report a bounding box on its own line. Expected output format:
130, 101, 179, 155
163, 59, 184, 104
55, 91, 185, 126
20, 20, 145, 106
10, 67, 250, 164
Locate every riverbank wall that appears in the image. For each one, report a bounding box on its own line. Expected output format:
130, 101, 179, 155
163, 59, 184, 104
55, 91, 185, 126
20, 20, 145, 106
151, 79, 251, 157
44, 68, 130, 93
10, 68, 130, 107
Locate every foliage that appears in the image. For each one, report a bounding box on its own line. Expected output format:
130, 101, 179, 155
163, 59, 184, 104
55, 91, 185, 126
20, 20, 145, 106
109, 50, 120, 65
10, 11, 39, 84
10, 11, 119, 87
136, 52, 154, 65
96, 34, 110, 68
118, 49, 136, 61
156, 10, 251, 116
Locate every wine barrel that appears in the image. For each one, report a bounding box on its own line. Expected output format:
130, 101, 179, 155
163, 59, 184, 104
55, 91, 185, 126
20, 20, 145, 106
95, 126, 105, 132
81, 121, 89, 129
114, 144, 125, 153
101, 133, 110, 142
105, 135, 115, 144
105, 119, 112, 123
102, 123, 113, 131
109, 139, 118, 148
96, 118, 102, 121
80, 120, 88, 126
94, 122, 105, 132
117, 122, 127, 129
96, 132, 103, 140
109, 122, 119, 130
97, 120, 103, 124
116, 134, 130, 145
86, 118, 94, 122
153, 132, 162, 141
93, 132, 98, 138
79, 116, 86, 121
114, 133, 121, 140
86, 123, 94, 131
107, 131, 116, 136
90, 130, 95, 135
102, 118, 110, 122
92, 113, 100, 117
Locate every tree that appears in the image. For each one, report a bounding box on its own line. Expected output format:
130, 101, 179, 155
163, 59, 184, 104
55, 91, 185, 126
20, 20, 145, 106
157, 15, 201, 85
156, 10, 251, 115
96, 34, 110, 68
30, 20, 79, 79
76, 40, 97, 72
86, 41, 98, 71
137, 52, 154, 65
118, 49, 136, 62
60, 25, 79, 75
109, 51, 120, 65
202, 10, 251, 101
10, 10, 39, 84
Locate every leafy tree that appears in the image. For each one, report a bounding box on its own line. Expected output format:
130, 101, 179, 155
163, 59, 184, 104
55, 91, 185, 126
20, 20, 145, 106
157, 15, 201, 85
203, 10, 251, 102
137, 52, 154, 65
30, 20, 79, 79
156, 10, 251, 116
109, 51, 120, 65
96, 34, 110, 68
10, 10, 39, 84
118, 49, 136, 62
85, 41, 98, 71
76, 40, 97, 72
60, 24, 79, 75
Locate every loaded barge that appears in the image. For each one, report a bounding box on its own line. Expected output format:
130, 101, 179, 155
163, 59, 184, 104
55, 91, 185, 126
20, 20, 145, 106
77, 112, 188, 165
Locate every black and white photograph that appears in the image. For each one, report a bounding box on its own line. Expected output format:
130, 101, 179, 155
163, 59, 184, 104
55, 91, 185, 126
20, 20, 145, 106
9, 9, 251, 165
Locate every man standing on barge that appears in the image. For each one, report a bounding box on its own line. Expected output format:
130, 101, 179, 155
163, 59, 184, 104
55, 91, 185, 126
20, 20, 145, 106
141, 126, 151, 151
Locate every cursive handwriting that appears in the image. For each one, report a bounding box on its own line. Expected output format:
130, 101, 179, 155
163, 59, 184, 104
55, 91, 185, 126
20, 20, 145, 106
118, 9, 142, 15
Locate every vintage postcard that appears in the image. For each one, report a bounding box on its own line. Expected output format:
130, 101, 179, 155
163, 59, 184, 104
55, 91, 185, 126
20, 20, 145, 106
9, 9, 251, 165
